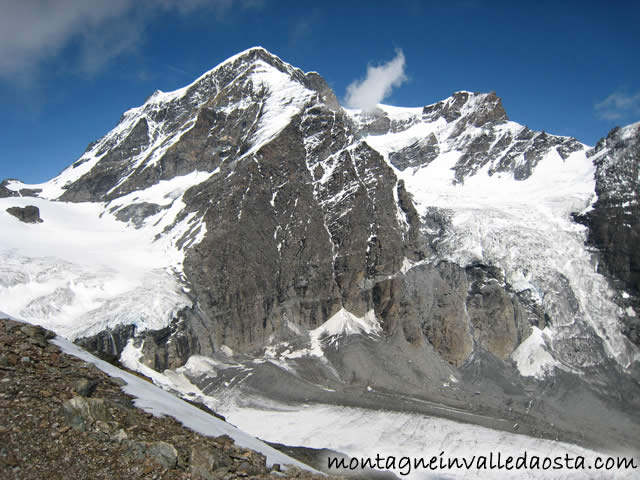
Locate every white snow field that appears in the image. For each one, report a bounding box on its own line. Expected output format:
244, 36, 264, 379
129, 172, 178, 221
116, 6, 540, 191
0, 184, 205, 339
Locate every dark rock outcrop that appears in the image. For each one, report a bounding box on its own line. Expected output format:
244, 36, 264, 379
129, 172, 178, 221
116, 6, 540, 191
0, 179, 18, 198
388, 133, 439, 170
75, 314, 200, 370
405, 261, 540, 367
574, 122, 640, 345
0, 179, 41, 198
5, 205, 43, 224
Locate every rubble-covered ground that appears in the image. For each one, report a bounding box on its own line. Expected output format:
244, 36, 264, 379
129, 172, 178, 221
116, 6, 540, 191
0, 317, 343, 480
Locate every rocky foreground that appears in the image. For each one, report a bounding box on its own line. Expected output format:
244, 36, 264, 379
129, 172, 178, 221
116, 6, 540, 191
0, 318, 341, 480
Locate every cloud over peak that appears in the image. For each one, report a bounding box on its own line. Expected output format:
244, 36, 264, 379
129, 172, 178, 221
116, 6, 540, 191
0, 0, 258, 81
345, 49, 407, 112
595, 90, 640, 121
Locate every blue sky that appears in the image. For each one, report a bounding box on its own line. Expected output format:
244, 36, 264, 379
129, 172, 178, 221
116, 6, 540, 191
1, 0, 639, 184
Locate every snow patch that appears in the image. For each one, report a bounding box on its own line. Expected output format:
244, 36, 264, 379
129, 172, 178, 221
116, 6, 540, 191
512, 327, 562, 379
219, 345, 234, 357
308, 308, 381, 357
241, 60, 314, 157
179, 355, 220, 378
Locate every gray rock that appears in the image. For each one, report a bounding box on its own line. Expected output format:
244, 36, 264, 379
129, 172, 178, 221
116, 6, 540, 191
0, 179, 41, 198
111, 428, 128, 443
62, 396, 111, 432
575, 123, 640, 346
190, 445, 233, 479
112, 202, 166, 228
465, 264, 526, 360
5, 205, 43, 224
74, 324, 136, 364
20, 324, 54, 340
110, 376, 127, 387
146, 441, 178, 469
73, 378, 99, 397
124, 440, 147, 460
389, 133, 439, 170
0, 179, 18, 198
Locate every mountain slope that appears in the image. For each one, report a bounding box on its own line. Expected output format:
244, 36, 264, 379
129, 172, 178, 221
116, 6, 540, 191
0, 316, 333, 479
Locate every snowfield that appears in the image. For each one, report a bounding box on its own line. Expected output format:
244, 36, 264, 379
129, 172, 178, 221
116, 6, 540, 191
0, 194, 195, 339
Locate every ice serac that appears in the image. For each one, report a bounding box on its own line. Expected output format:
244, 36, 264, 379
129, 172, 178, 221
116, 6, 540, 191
2, 48, 640, 458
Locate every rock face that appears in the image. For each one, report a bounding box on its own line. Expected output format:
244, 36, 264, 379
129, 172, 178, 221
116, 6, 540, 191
5, 205, 42, 224
575, 122, 640, 345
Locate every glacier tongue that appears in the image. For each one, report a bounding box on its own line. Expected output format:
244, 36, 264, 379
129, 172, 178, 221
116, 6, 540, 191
217, 397, 630, 480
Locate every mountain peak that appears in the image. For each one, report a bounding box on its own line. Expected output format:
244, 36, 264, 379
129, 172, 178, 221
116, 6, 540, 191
423, 90, 508, 126
141, 46, 299, 108
223, 45, 279, 64
40, 47, 331, 202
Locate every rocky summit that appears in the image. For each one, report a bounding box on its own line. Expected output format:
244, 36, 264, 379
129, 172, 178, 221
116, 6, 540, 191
1, 47, 640, 466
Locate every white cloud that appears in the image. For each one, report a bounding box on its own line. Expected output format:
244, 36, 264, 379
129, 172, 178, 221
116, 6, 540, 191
0, 0, 131, 77
595, 91, 640, 121
345, 49, 407, 111
0, 0, 252, 80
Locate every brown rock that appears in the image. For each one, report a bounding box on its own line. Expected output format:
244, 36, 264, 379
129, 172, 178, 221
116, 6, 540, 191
190, 444, 233, 479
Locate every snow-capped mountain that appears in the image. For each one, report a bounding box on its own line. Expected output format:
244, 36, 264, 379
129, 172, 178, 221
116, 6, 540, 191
2, 47, 640, 473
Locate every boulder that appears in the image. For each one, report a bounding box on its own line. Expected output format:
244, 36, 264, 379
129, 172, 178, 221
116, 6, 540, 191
6, 205, 43, 224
